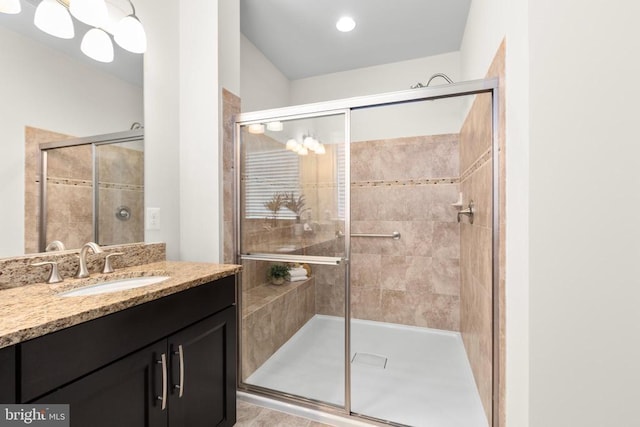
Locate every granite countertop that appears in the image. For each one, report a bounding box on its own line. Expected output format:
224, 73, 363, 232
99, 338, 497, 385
0, 261, 241, 349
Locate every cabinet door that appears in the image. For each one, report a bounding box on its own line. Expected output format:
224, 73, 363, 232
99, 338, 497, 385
34, 341, 168, 427
168, 307, 237, 427
0, 345, 16, 403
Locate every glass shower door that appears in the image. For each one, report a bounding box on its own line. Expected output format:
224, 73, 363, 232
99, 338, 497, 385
238, 112, 349, 408
348, 94, 494, 427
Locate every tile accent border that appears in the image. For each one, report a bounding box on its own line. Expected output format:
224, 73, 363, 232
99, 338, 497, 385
461, 147, 492, 183
352, 177, 459, 187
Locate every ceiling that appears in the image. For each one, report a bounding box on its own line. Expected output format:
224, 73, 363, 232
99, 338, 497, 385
240, 0, 472, 80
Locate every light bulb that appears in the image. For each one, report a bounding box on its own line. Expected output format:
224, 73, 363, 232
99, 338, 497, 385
70, 0, 108, 28
248, 124, 265, 134
114, 15, 147, 54
315, 143, 326, 155
336, 16, 356, 32
266, 121, 283, 132
286, 139, 299, 151
303, 136, 319, 151
298, 146, 309, 156
81, 28, 114, 63
34, 0, 74, 39
0, 0, 21, 14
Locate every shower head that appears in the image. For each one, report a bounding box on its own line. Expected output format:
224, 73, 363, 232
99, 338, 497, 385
410, 73, 454, 89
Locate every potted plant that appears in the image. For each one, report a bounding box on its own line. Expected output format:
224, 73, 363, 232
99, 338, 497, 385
284, 192, 308, 235
284, 192, 308, 222
267, 263, 290, 285
263, 192, 285, 226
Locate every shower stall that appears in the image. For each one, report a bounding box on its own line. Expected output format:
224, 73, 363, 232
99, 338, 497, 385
234, 79, 499, 427
38, 129, 144, 251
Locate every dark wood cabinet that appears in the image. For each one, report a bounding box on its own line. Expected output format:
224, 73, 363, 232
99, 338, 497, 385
168, 307, 236, 427
15, 275, 236, 427
0, 345, 16, 403
35, 341, 168, 427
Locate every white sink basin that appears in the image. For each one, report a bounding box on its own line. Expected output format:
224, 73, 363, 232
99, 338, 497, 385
58, 276, 170, 297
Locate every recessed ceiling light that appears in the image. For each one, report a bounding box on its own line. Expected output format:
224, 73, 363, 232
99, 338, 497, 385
336, 16, 356, 32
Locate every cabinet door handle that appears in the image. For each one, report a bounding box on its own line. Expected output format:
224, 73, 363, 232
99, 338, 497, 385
173, 344, 185, 398
156, 353, 168, 410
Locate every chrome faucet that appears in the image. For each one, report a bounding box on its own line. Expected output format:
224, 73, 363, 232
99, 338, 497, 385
76, 242, 103, 279
45, 240, 66, 251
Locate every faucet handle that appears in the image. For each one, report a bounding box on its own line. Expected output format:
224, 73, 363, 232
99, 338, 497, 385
102, 252, 124, 274
31, 261, 63, 284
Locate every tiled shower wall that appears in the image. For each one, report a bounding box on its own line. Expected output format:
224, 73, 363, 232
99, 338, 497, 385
24, 127, 143, 252
343, 134, 462, 330
24, 126, 70, 253
96, 144, 144, 246
459, 41, 506, 424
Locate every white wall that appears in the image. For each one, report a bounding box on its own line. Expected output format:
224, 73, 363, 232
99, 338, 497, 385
240, 34, 290, 112
528, 1, 640, 426
504, 0, 530, 424
459, 0, 506, 82
259, 52, 463, 142
138, 0, 226, 263
219, 0, 240, 96
136, 0, 181, 260
178, 0, 221, 262
290, 52, 461, 104
0, 26, 143, 258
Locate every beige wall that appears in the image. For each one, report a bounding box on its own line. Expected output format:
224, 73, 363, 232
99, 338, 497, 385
459, 41, 506, 423
24, 127, 71, 254
96, 145, 144, 246
344, 134, 462, 330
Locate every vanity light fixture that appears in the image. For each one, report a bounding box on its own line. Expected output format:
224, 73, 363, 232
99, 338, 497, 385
9, 0, 146, 63
69, 0, 108, 28
34, 0, 74, 39
286, 135, 326, 156
81, 27, 114, 63
336, 16, 356, 32
0, 0, 21, 14
303, 135, 319, 151
113, 0, 146, 53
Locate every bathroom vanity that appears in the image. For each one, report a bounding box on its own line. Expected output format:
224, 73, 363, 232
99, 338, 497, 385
0, 260, 240, 427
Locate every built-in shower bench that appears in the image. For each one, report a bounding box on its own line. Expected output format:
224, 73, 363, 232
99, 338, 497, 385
241, 276, 315, 379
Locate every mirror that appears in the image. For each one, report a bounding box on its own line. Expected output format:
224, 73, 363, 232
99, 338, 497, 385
29, 131, 144, 254
0, 0, 144, 257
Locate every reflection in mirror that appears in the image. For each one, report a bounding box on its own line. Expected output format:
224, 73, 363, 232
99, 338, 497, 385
0, 0, 143, 257
34, 130, 144, 253
240, 114, 346, 258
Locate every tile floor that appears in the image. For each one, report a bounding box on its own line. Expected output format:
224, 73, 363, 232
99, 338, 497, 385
236, 400, 335, 427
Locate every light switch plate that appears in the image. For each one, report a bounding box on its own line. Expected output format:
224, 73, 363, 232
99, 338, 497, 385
146, 207, 161, 230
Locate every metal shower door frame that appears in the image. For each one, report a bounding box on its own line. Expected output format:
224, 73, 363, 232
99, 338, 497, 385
233, 77, 500, 426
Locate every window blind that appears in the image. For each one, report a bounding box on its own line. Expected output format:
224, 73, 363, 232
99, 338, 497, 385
336, 145, 346, 220
244, 150, 299, 219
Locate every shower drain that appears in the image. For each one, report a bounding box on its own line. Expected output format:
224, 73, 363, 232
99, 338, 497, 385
351, 352, 388, 369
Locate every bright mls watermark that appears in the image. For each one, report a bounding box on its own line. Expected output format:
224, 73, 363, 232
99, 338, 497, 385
0, 405, 69, 426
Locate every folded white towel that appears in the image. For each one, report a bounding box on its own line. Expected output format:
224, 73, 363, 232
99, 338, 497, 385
288, 275, 308, 282
289, 267, 307, 276
289, 272, 307, 279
